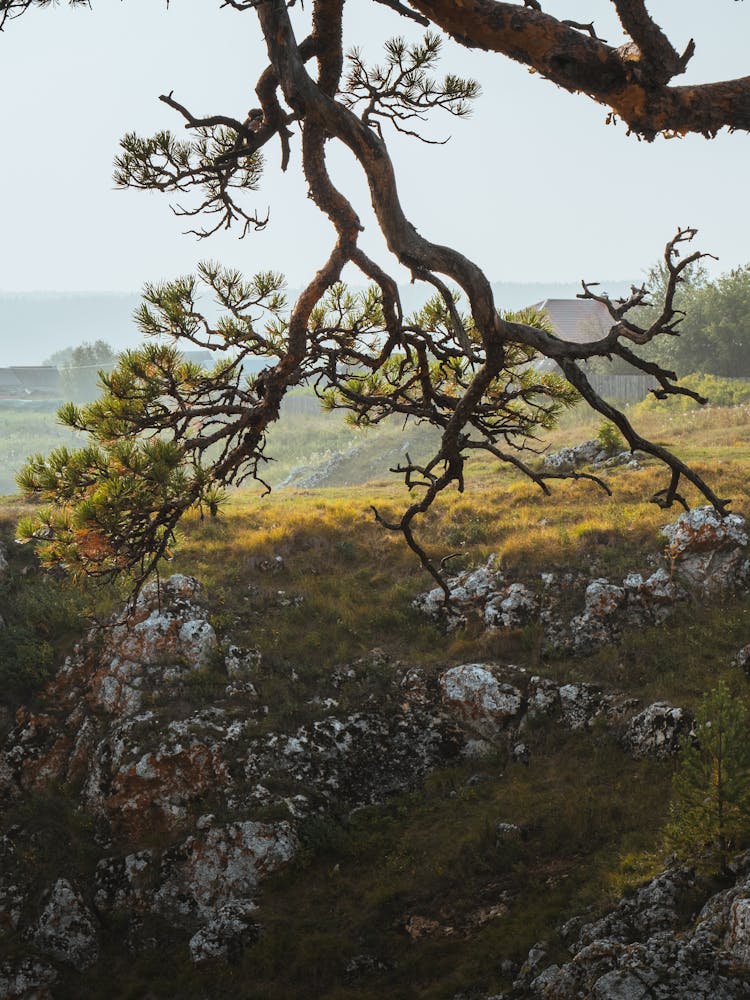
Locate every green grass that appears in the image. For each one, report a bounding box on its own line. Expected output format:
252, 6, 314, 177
0, 501, 117, 719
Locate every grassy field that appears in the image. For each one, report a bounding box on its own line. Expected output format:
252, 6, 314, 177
3, 398, 750, 998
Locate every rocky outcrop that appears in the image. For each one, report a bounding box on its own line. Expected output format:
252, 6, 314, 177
276, 444, 365, 489
541, 439, 640, 473
0, 575, 463, 970
622, 702, 687, 760
0, 959, 58, 1000
188, 900, 259, 964
0, 560, 708, 988
415, 506, 748, 654
437, 663, 679, 760
31, 879, 99, 969
439, 665, 523, 736
663, 506, 750, 596
505, 860, 750, 999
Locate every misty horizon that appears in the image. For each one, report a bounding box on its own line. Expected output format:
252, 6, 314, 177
0, 279, 636, 366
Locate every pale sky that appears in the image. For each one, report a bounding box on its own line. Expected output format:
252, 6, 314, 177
1, 0, 749, 298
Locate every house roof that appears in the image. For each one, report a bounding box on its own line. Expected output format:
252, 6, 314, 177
9, 366, 61, 391
0, 370, 22, 389
530, 298, 612, 344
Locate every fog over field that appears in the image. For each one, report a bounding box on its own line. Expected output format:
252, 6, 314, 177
0, 281, 635, 365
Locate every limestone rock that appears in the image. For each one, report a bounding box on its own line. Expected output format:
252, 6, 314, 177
188, 900, 259, 964
224, 644, 261, 679
156, 820, 297, 920
623, 702, 686, 760
0, 959, 58, 1000
94, 850, 157, 912
734, 644, 750, 677
440, 665, 523, 735
505, 865, 750, 999
585, 579, 626, 618
726, 897, 750, 967
662, 506, 747, 557
663, 506, 749, 596
542, 439, 602, 473
558, 683, 602, 730
414, 507, 749, 653
32, 879, 99, 968
485, 583, 536, 629
526, 676, 559, 719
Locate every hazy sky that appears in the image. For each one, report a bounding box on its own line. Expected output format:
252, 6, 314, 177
1, 1, 749, 299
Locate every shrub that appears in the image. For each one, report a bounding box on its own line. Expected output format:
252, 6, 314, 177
595, 420, 625, 454
632, 374, 750, 415
665, 681, 750, 871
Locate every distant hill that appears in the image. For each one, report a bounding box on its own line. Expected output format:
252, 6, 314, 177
0, 281, 636, 365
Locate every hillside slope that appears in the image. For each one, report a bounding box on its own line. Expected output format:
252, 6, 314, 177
2, 413, 750, 998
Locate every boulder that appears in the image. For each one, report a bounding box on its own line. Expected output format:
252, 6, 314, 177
663, 506, 749, 596
558, 683, 601, 730
526, 676, 559, 719
623, 702, 686, 760
439, 665, 523, 735
156, 820, 297, 920
505, 865, 750, 998
585, 579, 626, 618
725, 896, 750, 967
32, 879, 99, 968
188, 900, 259, 964
734, 644, 750, 677
485, 583, 536, 629
0, 959, 58, 1000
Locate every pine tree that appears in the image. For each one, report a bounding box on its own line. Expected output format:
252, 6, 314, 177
666, 681, 750, 872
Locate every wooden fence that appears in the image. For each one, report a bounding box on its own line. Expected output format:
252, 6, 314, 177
585, 374, 658, 404
279, 374, 658, 415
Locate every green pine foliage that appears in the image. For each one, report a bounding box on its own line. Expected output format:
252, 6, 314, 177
14, 278, 580, 593
666, 681, 750, 871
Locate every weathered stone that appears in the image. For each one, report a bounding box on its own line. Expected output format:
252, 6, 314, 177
32, 879, 99, 968
136, 574, 204, 609
485, 583, 536, 629
663, 507, 749, 596
662, 506, 747, 557
623, 702, 686, 760
440, 665, 523, 734
725, 897, 750, 967
734, 644, 750, 677
506, 865, 750, 999
94, 850, 157, 912
496, 822, 522, 841
0, 959, 58, 1000
558, 683, 601, 730
542, 439, 604, 474
592, 969, 655, 1000
414, 508, 749, 654
156, 820, 297, 919
105, 742, 229, 840
585, 579, 626, 618
526, 676, 559, 719
188, 900, 258, 964
224, 644, 261, 679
